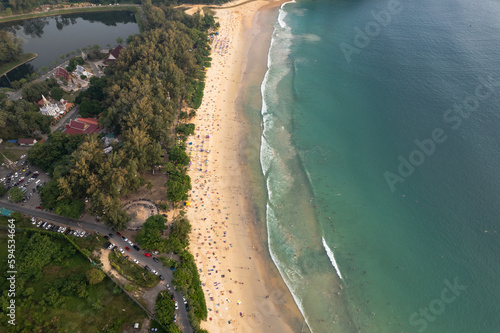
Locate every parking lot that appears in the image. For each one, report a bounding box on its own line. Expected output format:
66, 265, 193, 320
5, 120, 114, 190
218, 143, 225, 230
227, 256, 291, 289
1, 154, 51, 208
29, 216, 91, 237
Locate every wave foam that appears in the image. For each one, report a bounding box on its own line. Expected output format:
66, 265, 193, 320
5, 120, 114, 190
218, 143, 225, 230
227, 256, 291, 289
322, 237, 343, 280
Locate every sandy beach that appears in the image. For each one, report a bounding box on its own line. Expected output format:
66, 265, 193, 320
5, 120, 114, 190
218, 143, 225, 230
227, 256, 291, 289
184, 1, 310, 332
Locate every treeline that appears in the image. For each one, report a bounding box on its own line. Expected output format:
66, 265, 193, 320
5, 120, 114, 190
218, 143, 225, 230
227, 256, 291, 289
155, 291, 181, 333
136, 213, 207, 331
0, 31, 23, 64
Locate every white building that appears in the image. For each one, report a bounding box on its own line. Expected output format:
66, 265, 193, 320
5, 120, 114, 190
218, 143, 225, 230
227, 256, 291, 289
39, 95, 63, 117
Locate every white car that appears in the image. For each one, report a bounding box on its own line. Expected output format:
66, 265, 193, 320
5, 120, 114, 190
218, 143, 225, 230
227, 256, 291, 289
151, 269, 158, 276
132, 258, 139, 264
119, 248, 125, 254
183, 296, 187, 304
127, 240, 133, 246
175, 301, 178, 310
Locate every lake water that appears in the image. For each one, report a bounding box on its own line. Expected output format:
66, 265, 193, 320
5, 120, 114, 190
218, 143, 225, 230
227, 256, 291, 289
0, 10, 139, 86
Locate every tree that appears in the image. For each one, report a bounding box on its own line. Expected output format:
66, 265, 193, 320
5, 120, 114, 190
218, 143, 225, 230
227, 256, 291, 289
8, 187, 23, 202
170, 217, 191, 249
155, 291, 175, 326
136, 215, 168, 251
176, 123, 195, 136
0, 31, 23, 64
22, 81, 49, 102
86, 268, 106, 285
79, 99, 103, 118
0, 183, 7, 196
169, 145, 190, 166
116, 37, 124, 45
50, 86, 64, 100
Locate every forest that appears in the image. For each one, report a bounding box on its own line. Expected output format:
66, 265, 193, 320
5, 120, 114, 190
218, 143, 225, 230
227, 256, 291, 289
25, 1, 214, 232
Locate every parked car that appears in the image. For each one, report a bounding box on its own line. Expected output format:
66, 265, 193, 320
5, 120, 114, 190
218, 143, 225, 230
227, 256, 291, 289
119, 248, 125, 254
151, 269, 158, 276
133, 245, 140, 251
152, 257, 159, 263
175, 301, 178, 310
183, 296, 187, 305
116, 232, 122, 237
144, 253, 151, 257
104, 235, 110, 240
133, 258, 139, 264
159, 275, 165, 281
125, 247, 131, 251
145, 266, 151, 272
108, 233, 114, 238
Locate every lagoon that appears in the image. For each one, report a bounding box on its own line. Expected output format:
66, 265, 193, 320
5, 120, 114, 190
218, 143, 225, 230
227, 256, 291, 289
0, 10, 139, 86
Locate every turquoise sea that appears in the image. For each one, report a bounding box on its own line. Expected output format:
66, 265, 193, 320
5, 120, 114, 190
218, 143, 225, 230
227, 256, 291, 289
259, 0, 500, 332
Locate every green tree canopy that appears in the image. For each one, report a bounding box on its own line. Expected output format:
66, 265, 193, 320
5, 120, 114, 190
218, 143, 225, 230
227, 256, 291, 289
86, 268, 106, 285
0, 31, 23, 64
8, 187, 24, 202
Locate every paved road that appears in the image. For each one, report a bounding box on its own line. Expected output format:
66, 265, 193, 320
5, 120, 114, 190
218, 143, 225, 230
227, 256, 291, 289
8, 61, 69, 101
0, 200, 192, 333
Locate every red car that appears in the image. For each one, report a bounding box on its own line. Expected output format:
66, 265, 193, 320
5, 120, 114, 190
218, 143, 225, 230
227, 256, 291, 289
125, 247, 131, 251
117, 232, 122, 237
144, 253, 151, 257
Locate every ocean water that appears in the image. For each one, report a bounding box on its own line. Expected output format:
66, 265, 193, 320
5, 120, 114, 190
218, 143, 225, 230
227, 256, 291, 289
259, 0, 500, 332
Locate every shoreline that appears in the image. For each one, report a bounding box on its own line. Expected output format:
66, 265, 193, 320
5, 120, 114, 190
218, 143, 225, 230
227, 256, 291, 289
0, 53, 37, 77
185, 0, 309, 332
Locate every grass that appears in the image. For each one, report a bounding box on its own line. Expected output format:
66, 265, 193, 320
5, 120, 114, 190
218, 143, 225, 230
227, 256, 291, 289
0, 5, 139, 23
0, 148, 26, 164
0, 229, 154, 332
109, 251, 160, 288
0, 53, 37, 76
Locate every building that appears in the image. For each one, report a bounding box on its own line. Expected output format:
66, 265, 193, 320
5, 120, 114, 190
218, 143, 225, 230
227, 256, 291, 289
63, 118, 102, 135
74, 65, 92, 78
39, 95, 63, 117
55, 67, 70, 81
18, 138, 37, 146
104, 44, 123, 64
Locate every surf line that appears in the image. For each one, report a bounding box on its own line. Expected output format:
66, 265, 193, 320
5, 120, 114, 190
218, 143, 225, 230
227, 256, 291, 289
322, 237, 343, 280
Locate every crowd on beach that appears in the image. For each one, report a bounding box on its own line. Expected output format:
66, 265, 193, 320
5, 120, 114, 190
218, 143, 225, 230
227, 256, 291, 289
186, 11, 249, 328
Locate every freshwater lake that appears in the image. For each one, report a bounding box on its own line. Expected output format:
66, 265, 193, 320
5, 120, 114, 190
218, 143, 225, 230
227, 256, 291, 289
0, 10, 139, 86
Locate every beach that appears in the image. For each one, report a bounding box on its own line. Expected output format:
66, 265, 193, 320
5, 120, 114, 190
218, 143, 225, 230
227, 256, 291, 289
184, 1, 309, 332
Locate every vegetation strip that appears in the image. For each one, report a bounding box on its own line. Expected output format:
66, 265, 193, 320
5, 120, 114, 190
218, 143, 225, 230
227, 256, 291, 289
0, 53, 37, 77
0, 6, 139, 23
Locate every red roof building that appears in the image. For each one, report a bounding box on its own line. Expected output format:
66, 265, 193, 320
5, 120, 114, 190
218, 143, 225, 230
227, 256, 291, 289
55, 67, 69, 81
104, 45, 123, 64
63, 118, 102, 135
18, 138, 37, 145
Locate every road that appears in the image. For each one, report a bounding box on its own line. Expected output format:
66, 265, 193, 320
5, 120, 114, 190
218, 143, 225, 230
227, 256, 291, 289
8, 60, 69, 101
0, 200, 193, 333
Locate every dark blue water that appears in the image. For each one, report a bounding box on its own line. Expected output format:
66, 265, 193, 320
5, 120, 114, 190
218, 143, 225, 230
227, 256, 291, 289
261, 0, 500, 332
